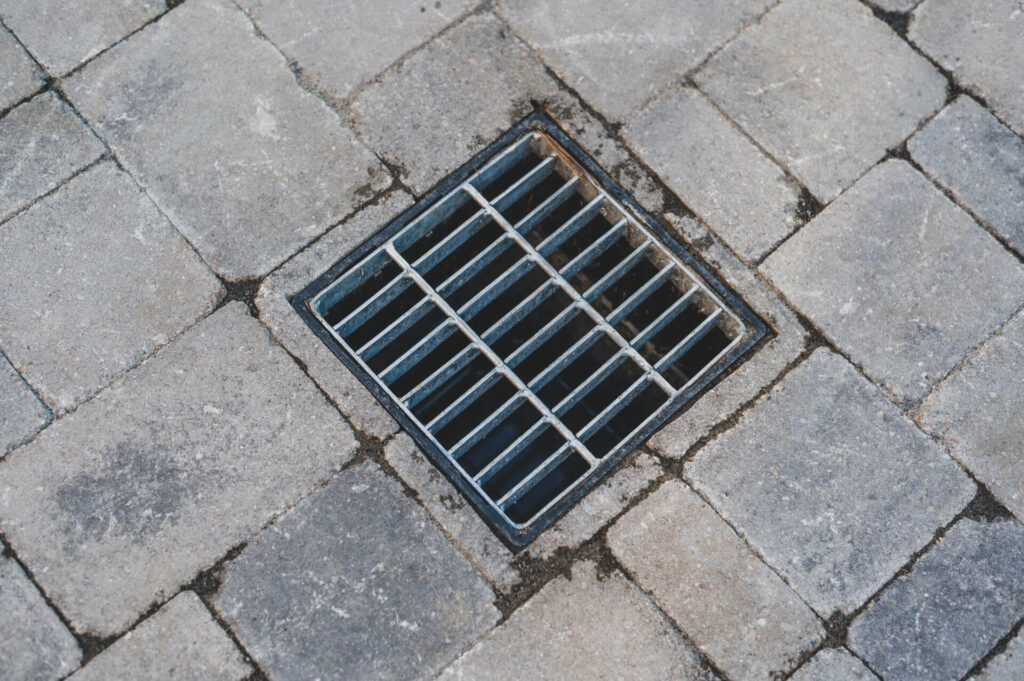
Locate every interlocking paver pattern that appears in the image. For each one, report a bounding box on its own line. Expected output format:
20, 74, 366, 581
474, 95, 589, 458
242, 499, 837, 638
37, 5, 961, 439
0, 353, 47, 456
0, 25, 42, 110
789, 648, 878, 681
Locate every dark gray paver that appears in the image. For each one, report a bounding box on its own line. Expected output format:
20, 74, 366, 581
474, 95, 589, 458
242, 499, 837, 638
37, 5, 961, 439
0, 25, 42, 110
68, 591, 250, 681
697, 0, 946, 201
438, 561, 714, 681
0, 555, 80, 681
762, 160, 1024, 403
688, 349, 973, 616
0, 91, 104, 222
849, 518, 1024, 681
790, 648, 879, 681
976, 628, 1024, 681
909, 96, 1024, 255
609, 480, 823, 681
0, 304, 358, 636
215, 461, 498, 681
0, 354, 47, 456
64, 0, 390, 280
0, 161, 222, 411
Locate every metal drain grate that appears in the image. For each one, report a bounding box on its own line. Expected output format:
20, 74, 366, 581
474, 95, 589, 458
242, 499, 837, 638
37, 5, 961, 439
295, 113, 765, 546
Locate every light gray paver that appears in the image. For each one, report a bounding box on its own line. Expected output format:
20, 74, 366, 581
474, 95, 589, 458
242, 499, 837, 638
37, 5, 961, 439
688, 349, 974, 615
65, 0, 390, 280
790, 648, 878, 681
0, 91, 104, 222
869, 0, 918, 11
0, 25, 42, 110
68, 591, 250, 681
439, 561, 713, 681
849, 518, 1024, 681
608, 480, 823, 681
909, 96, 1024, 255
0, 161, 222, 411
697, 0, 946, 201
497, 0, 772, 122
0, 304, 358, 636
0, 354, 47, 456
762, 160, 1024, 403
215, 462, 498, 681
0, 555, 80, 681
976, 628, 1024, 681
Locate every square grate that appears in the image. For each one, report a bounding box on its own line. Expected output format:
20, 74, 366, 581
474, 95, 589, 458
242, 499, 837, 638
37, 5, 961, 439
294, 112, 766, 547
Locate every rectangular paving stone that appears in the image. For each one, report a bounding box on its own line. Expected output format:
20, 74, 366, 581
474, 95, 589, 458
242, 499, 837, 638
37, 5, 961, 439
0, 91, 104, 222
977, 627, 1024, 681
761, 160, 1024, 403
909, 96, 1024, 256
0, 25, 42, 110
65, 0, 390, 280
608, 479, 823, 681
696, 0, 946, 201
688, 349, 973, 616
790, 648, 878, 681
0, 304, 358, 636
214, 461, 499, 681
0, 353, 47, 456
0, 161, 222, 411
849, 518, 1024, 681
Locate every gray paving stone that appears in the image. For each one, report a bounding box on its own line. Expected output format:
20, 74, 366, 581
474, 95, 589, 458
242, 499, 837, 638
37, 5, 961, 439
919, 310, 1024, 522
869, 0, 918, 11
0, 354, 47, 456
688, 349, 973, 615
215, 461, 498, 681
0, 555, 80, 681
624, 87, 801, 262
0, 91, 104, 222
439, 561, 714, 681
909, 96, 1024, 256
497, 0, 772, 122
790, 648, 878, 681
65, 0, 390, 280
976, 628, 1024, 681
696, 0, 946, 201
761, 160, 1024, 403
351, 11, 557, 194
849, 518, 1024, 681
0, 25, 42, 110
68, 591, 250, 681
910, 0, 1024, 136
0, 304, 357, 636
609, 480, 823, 681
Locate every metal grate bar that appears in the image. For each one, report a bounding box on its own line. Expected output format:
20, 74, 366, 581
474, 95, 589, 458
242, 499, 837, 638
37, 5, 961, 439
497, 443, 575, 508
655, 308, 723, 372
315, 249, 391, 312
608, 263, 674, 325
457, 255, 533, 320
425, 368, 503, 433
412, 210, 490, 274
552, 350, 631, 415
474, 418, 550, 485
357, 297, 434, 359
514, 176, 580, 235
481, 280, 557, 344
493, 156, 557, 211
506, 302, 581, 368
403, 344, 479, 408
467, 134, 534, 192
394, 193, 475, 252
450, 392, 525, 459
578, 374, 653, 440
536, 196, 604, 257
527, 327, 604, 392
336, 274, 413, 336
558, 218, 627, 280
380, 318, 457, 384
630, 286, 699, 350
584, 241, 652, 302
437, 233, 511, 297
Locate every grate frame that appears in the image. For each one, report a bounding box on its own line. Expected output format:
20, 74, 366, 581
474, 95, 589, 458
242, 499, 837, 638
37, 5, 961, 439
292, 110, 767, 548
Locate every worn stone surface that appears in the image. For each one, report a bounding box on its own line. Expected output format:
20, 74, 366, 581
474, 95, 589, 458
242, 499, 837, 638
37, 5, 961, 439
0, 304, 358, 636
68, 591, 250, 681
0, 25, 42, 110
215, 462, 498, 681
909, 96, 1024, 256
609, 480, 823, 681
762, 161, 1024, 403
977, 627, 1024, 681
0, 91, 104, 222
790, 648, 878, 681
697, 0, 946, 201
869, 0, 917, 11
849, 518, 1024, 681
0, 555, 80, 681
65, 0, 390, 280
0, 354, 47, 456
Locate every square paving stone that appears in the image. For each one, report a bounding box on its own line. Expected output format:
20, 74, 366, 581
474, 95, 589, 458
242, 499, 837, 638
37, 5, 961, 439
214, 461, 499, 681
696, 0, 946, 201
977, 627, 1024, 681
608, 479, 823, 681
849, 518, 1024, 681
0, 25, 42, 110
0, 304, 358, 637
0, 161, 222, 411
65, 0, 390, 280
438, 561, 714, 681
761, 160, 1024, 403
790, 648, 879, 681
0, 354, 47, 456
687, 349, 974, 616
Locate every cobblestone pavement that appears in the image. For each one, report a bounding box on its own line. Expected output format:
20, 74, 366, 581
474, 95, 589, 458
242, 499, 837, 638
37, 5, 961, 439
1, 1, 1023, 680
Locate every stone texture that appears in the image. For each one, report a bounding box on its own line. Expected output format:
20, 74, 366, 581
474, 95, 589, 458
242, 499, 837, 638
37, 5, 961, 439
0, 555, 80, 681
0, 91, 105, 222
919, 310, 1024, 522
65, 0, 390, 280
0, 354, 47, 456
609, 480, 823, 681
849, 518, 1024, 681
790, 648, 878, 681
911, 0, 1024, 136
439, 561, 713, 681
497, 0, 772, 121
68, 591, 250, 681
0, 162, 222, 411
215, 462, 498, 681
977, 628, 1024, 681
0, 304, 358, 636
909, 96, 1024, 256
869, 0, 917, 10
761, 161, 1024, 403
624, 87, 800, 262
0, 25, 42, 110
697, 0, 946, 201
